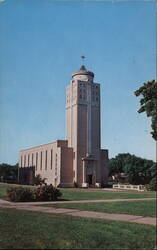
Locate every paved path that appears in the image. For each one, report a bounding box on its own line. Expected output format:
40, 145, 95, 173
17, 197, 156, 205
0, 197, 155, 206
0, 198, 156, 226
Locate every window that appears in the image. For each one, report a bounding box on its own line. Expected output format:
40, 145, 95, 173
55, 154, 57, 165
28, 154, 29, 167
36, 153, 38, 170
45, 150, 47, 170
96, 85, 98, 89
21, 156, 23, 168
32, 154, 34, 166
51, 149, 53, 170
40, 152, 42, 170
80, 94, 82, 99
96, 97, 98, 101
55, 154, 57, 175
24, 155, 26, 167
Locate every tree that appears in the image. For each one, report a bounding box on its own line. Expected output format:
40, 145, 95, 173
134, 80, 157, 141
146, 177, 157, 191
109, 153, 130, 176
109, 154, 156, 185
0, 163, 18, 183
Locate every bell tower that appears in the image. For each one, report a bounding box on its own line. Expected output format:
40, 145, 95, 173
66, 64, 108, 187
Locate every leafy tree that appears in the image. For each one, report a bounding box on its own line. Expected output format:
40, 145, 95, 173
146, 177, 157, 191
134, 80, 157, 140
0, 163, 18, 183
109, 154, 130, 176
109, 154, 156, 185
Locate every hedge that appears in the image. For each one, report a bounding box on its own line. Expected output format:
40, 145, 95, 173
7, 184, 62, 202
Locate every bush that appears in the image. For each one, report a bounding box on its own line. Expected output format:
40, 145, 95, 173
34, 184, 62, 201
146, 177, 157, 191
102, 183, 113, 188
7, 184, 62, 202
33, 174, 47, 185
7, 187, 34, 202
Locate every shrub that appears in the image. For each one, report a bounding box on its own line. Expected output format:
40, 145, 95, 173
146, 177, 157, 191
34, 184, 62, 201
7, 184, 62, 202
7, 187, 34, 202
33, 174, 46, 185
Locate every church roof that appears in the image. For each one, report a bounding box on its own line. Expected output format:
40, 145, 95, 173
72, 65, 94, 78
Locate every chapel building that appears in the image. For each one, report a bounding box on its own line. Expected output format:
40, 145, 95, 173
19, 65, 109, 187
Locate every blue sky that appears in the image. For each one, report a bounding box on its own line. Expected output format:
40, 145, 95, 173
0, 0, 156, 164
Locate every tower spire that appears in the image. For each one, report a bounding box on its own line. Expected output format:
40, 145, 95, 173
81, 55, 85, 64
80, 56, 87, 71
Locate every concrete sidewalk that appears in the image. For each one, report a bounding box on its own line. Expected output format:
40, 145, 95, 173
0, 198, 156, 226
0, 197, 155, 206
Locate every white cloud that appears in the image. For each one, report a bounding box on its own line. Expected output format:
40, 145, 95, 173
0, 0, 6, 2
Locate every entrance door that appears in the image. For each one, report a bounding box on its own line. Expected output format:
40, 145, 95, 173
87, 175, 93, 186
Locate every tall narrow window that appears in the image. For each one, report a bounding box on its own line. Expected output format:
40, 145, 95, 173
36, 153, 38, 170
32, 153, 34, 166
40, 152, 42, 170
24, 155, 26, 167
28, 154, 29, 167
55, 154, 57, 165
21, 156, 23, 168
45, 150, 47, 170
51, 149, 53, 170
55, 154, 57, 175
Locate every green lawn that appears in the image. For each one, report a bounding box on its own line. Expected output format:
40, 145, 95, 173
60, 188, 156, 200
0, 183, 8, 199
0, 183, 156, 201
0, 208, 156, 249
44, 200, 156, 217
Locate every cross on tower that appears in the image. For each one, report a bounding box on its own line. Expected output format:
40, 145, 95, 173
81, 55, 85, 64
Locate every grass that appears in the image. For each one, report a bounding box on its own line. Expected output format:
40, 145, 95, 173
60, 188, 156, 200
0, 208, 156, 249
0, 183, 156, 201
44, 200, 156, 217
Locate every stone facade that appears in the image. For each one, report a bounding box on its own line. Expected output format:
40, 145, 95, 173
19, 140, 73, 186
19, 65, 108, 187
